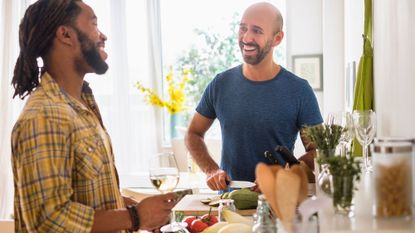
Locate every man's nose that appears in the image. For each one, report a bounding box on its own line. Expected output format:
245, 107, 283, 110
99, 30, 107, 41
241, 31, 254, 44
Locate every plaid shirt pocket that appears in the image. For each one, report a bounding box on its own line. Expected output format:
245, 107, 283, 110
74, 135, 107, 180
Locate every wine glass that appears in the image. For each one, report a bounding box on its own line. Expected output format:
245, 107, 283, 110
330, 111, 354, 157
352, 110, 376, 172
149, 152, 184, 231
149, 152, 180, 194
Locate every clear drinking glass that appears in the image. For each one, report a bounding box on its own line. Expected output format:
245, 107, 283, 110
329, 111, 354, 157
150, 152, 181, 230
149, 152, 180, 194
352, 110, 377, 172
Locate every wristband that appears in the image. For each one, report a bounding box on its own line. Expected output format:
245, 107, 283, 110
126, 205, 140, 232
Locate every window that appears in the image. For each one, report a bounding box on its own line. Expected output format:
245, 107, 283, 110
160, 0, 287, 143
84, 0, 160, 184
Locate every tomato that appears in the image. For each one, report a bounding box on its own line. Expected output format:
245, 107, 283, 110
182, 216, 197, 230
190, 219, 209, 233
201, 214, 218, 226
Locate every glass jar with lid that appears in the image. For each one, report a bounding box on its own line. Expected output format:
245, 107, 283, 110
376, 137, 415, 206
252, 195, 277, 233
218, 199, 236, 222
372, 141, 413, 217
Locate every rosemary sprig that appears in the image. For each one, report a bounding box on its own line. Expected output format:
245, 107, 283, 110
304, 124, 345, 151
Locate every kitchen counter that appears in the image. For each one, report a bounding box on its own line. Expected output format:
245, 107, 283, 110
124, 172, 415, 233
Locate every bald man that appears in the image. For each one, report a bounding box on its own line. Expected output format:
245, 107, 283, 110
185, 2, 323, 191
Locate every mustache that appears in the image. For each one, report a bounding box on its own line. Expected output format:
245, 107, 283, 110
97, 41, 105, 48
240, 41, 259, 48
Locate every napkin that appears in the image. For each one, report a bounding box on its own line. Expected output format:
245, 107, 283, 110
255, 163, 308, 233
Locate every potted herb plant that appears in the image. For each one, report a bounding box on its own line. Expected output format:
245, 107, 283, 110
325, 155, 361, 216
304, 124, 345, 194
305, 124, 362, 216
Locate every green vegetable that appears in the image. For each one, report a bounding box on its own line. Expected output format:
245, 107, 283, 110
229, 188, 258, 210
221, 192, 230, 199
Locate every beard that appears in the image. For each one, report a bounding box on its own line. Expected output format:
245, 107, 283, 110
239, 39, 273, 65
73, 27, 109, 74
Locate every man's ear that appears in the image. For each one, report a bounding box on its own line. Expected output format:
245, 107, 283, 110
272, 31, 284, 47
55, 26, 75, 46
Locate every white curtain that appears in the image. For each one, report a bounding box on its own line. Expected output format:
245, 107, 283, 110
83, 0, 161, 186
373, 0, 415, 138
146, 0, 164, 149
0, 0, 30, 219
0, 0, 163, 217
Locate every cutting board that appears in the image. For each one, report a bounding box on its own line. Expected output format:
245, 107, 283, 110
173, 194, 256, 217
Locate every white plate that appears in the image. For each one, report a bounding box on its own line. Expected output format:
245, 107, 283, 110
160, 222, 188, 232
228, 180, 256, 189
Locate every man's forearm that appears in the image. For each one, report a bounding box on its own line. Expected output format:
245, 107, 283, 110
299, 127, 318, 171
185, 133, 219, 174
298, 149, 316, 171
91, 209, 132, 233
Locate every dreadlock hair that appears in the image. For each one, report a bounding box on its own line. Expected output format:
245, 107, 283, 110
12, 0, 82, 99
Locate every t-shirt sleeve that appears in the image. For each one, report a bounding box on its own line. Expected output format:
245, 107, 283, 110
12, 116, 94, 233
196, 77, 217, 119
297, 82, 324, 128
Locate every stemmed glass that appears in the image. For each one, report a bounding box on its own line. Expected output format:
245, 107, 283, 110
330, 112, 354, 157
352, 110, 377, 172
149, 152, 184, 231
149, 152, 180, 194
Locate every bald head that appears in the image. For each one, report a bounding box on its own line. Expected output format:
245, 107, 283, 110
242, 2, 283, 34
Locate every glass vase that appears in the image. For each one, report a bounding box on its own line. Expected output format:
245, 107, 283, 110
315, 149, 335, 196
317, 164, 332, 195
331, 175, 355, 216
170, 113, 183, 139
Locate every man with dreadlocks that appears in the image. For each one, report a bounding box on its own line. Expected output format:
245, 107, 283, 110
10, 0, 175, 232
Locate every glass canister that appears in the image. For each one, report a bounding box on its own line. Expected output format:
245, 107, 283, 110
218, 199, 236, 222
377, 137, 415, 206
372, 141, 413, 217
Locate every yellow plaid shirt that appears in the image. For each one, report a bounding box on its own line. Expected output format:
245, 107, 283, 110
11, 73, 125, 233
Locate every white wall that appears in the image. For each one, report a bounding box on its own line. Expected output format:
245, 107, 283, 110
344, 0, 364, 67
286, 0, 323, 155
373, 0, 415, 138
286, 0, 353, 117
286, 0, 324, 119
322, 0, 345, 115
286, 0, 323, 58
287, 0, 415, 148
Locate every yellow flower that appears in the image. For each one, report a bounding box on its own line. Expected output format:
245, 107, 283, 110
135, 66, 190, 114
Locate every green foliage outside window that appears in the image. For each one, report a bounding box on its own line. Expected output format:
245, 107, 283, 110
173, 14, 242, 123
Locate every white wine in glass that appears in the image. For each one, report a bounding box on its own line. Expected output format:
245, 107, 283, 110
150, 152, 184, 231
149, 152, 180, 194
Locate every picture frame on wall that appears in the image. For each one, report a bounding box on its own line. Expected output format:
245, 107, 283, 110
292, 54, 323, 91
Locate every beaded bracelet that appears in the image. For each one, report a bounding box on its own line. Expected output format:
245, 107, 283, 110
126, 205, 140, 232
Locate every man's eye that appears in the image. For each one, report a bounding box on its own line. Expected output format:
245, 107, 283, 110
253, 29, 262, 34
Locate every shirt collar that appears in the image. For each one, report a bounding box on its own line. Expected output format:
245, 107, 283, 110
40, 72, 95, 114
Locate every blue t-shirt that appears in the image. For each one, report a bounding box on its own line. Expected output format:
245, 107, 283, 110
196, 65, 323, 182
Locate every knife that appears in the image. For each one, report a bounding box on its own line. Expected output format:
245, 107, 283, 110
275, 145, 300, 166
264, 150, 279, 164
225, 180, 256, 189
